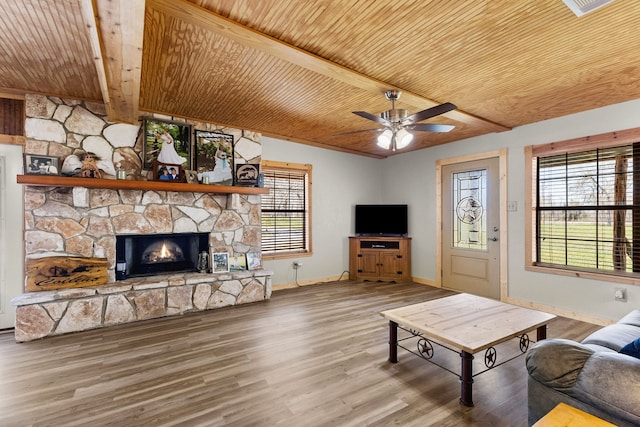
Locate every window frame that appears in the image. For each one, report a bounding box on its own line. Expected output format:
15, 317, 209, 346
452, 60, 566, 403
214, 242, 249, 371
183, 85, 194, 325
260, 160, 312, 260
525, 127, 640, 285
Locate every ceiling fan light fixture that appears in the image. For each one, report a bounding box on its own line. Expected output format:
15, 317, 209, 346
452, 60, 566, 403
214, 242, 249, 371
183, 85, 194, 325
352, 91, 457, 151
395, 128, 414, 150
377, 129, 393, 149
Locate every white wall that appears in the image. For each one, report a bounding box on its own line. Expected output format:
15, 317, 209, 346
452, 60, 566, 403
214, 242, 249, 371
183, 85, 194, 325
261, 137, 383, 286
384, 99, 640, 322
263, 99, 640, 322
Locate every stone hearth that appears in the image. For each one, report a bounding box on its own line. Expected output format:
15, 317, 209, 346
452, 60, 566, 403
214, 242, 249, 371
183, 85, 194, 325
15, 184, 270, 342
13, 270, 272, 342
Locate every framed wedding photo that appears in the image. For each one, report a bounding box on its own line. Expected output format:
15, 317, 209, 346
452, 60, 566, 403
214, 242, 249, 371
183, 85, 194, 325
24, 154, 59, 176
143, 118, 191, 170
194, 130, 234, 185
212, 252, 230, 273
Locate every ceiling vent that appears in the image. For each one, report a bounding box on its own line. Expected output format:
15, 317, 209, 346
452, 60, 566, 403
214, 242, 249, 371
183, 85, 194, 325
562, 0, 615, 16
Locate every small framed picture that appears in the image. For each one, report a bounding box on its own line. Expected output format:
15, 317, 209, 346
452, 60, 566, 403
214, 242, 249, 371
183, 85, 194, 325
246, 252, 262, 270
229, 254, 247, 271
212, 252, 230, 273
184, 169, 198, 184
24, 154, 60, 175
155, 162, 182, 181
235, 163, 259, 186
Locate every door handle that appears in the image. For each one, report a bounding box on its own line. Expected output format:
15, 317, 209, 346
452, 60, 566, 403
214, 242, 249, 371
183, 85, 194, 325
489, 237, 498, 241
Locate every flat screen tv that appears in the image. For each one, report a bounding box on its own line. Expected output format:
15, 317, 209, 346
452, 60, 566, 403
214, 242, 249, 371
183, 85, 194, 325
355, 204, 408, 236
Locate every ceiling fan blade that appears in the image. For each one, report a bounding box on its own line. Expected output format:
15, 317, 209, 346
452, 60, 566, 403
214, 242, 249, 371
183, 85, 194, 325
410, 123, 455, 133
403, 102, 457, 125
334, 127, 384, 136
353, 111, 392, 127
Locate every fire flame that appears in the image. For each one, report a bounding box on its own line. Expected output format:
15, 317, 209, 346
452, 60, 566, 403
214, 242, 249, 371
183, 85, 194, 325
140, 239, 184, 264
160, 242, 170, 259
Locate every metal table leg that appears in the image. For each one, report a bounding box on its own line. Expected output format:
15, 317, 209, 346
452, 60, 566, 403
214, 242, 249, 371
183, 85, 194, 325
389, 321, 398, 363
460, 350, 474, 406
537, 324, 547, 341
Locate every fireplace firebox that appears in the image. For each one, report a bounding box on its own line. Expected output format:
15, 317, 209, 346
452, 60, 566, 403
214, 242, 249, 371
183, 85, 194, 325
116, 233, 209, 280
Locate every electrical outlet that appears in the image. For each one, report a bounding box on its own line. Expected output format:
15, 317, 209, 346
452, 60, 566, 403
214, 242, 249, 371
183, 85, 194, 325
614, 287, 627, 302
507, 201, 517, 212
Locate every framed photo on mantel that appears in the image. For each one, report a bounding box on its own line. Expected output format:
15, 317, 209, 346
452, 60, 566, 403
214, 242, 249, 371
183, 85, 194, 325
24, 154, 59, 176
154, 162, 182, 182
194, 130, 234, 185
234, 163, 259, 186
143, 118, 191, 170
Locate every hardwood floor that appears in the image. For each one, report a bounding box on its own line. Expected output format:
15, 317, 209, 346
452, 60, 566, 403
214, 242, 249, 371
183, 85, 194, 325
0, 281, 600, 427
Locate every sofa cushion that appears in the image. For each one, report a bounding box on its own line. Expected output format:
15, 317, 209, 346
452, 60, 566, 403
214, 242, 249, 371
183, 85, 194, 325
617, 309, 640, 328
581, 324, 640, 351
620, 337, 640, 359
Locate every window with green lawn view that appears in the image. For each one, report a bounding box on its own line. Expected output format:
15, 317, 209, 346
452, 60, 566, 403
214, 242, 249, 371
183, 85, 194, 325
535, 141, 640, 275
261, 161, 311, 257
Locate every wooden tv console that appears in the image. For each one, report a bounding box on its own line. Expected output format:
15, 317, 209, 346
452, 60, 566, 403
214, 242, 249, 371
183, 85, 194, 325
349, 236, 411, 281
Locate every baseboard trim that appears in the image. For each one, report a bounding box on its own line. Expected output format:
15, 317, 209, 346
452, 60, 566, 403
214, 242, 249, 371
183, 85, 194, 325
273, 274, 350, 291
411, 277, 439, 287
503, 296, 614, 326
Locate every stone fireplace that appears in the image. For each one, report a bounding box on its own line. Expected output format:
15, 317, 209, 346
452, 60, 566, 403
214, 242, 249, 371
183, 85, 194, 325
12, 95, 272, 342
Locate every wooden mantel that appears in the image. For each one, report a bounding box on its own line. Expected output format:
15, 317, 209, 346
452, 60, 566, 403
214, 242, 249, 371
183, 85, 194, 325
16, 174, 269, 195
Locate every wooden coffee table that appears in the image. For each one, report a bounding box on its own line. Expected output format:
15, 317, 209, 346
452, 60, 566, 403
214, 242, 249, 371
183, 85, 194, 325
380, 293, 556, 406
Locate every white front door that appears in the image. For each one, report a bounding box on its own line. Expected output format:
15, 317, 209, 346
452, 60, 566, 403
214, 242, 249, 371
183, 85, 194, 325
0, 144, 24, 329
441, 157, 501, 299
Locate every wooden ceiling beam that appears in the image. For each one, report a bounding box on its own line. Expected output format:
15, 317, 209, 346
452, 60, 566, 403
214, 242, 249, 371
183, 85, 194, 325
80, 0, 144, 124
149, 0, 510, 133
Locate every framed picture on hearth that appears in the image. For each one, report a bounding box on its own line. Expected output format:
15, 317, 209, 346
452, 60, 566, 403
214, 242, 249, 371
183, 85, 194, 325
212, 252, 229, 273
194, 130, 234, 185
229, 254, 247, 271
143, 117, 191, 170
246, 252, 262, 270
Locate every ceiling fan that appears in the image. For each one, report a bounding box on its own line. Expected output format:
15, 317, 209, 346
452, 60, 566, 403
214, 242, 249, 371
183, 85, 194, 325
346, 90, 457, 151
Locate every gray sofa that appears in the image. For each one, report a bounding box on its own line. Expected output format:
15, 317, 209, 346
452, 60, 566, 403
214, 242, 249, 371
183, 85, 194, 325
525, 309, 640, 427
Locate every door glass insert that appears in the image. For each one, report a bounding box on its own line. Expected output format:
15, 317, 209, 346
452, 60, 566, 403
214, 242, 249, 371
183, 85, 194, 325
452, 169, 487, 250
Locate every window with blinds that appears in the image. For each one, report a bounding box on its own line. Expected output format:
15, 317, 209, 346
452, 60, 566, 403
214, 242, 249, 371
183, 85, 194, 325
261, 161, 311, 256
536, 142, 640, 274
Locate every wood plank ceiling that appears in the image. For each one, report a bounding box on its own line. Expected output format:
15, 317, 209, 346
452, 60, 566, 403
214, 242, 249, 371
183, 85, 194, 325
1, 0, 640, 158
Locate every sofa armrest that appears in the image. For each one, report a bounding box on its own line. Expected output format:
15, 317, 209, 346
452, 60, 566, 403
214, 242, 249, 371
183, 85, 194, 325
571, 351, 640, 422
525, 339, 594, 389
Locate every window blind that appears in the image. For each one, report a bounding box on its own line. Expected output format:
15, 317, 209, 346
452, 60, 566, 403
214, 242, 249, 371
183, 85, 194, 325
261, 167, 308, 254
536, 143, 640, 273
